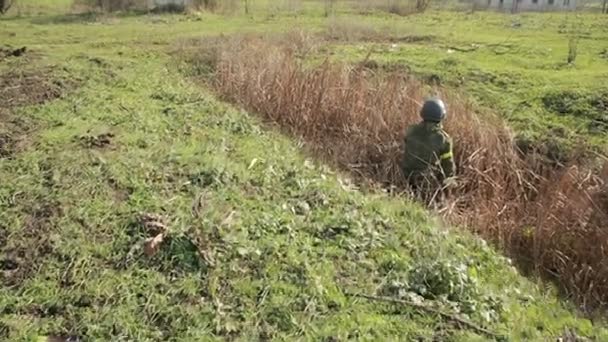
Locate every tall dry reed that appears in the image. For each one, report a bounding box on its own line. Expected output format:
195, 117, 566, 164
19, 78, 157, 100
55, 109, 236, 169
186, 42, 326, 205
184, 33, 608, 311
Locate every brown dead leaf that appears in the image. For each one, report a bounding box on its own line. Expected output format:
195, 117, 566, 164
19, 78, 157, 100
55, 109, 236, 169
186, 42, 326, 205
139, 212, 164, 223
138, 212, 168, 235
143, 233, 165, 257
143, 221, 168, 233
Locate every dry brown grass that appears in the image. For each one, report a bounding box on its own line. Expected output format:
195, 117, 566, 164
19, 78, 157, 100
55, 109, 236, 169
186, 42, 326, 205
180, 32, 608, 312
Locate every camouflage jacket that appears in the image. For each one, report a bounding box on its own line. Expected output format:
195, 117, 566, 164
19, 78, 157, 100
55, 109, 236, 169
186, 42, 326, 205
401, 121, 455, 180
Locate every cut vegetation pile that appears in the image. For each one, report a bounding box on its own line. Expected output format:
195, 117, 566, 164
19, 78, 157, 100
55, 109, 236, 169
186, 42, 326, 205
180, 33, 608, 312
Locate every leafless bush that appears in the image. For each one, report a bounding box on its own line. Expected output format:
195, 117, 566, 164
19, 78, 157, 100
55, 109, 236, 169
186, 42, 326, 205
179, 33, 608, 311
74, 0, 147, 11
353, 0, 424, 16
191, 0, 216, 10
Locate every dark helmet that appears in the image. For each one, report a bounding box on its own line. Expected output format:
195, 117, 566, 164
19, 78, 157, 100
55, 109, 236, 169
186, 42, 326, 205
420, 98, 447, 122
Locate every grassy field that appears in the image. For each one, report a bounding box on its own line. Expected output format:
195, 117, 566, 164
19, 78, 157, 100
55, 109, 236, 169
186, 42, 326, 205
1, 1, 607, 341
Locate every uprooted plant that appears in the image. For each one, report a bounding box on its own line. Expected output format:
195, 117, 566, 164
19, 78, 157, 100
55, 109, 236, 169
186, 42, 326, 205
177, 32, 608, 312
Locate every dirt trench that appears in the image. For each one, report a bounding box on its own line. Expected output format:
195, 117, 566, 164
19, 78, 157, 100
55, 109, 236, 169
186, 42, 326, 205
177, 34, 608, 312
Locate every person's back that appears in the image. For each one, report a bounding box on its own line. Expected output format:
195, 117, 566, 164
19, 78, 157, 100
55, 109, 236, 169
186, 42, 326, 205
401, 98, 455, 192
402, 121, 452, 177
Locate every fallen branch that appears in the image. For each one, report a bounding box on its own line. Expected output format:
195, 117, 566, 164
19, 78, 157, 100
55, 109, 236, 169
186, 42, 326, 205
345, 291, 502, 340
446, 45, 479, 52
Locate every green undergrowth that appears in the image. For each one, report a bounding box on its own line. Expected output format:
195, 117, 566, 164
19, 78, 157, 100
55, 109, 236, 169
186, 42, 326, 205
1, 5, 607, 341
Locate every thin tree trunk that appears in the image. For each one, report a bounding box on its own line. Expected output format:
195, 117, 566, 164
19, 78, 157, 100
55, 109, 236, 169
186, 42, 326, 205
0, 0, 11, 14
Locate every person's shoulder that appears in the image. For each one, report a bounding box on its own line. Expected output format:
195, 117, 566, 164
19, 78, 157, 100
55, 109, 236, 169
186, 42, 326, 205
405, 122, 422, 135
437, 128, 452, 144
408, 122, 423, 129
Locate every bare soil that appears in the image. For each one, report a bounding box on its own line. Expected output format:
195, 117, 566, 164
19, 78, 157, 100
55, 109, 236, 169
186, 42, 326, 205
0, 69, 74, 157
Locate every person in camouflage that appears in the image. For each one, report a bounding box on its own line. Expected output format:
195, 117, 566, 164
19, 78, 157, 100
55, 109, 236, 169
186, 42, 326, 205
401, 98, 456, 197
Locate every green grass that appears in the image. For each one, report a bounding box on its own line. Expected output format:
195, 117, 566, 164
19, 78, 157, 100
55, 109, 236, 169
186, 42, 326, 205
1, 3, 607, 341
